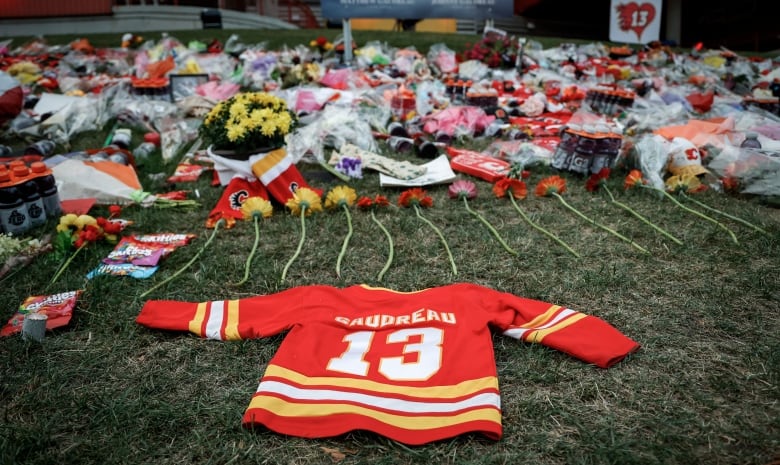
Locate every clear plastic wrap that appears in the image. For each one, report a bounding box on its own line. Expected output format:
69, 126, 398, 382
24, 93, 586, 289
707, 145, 780, 196
426, 43, 458, 76
633, 133, 671, 190
286, 104, 378, 165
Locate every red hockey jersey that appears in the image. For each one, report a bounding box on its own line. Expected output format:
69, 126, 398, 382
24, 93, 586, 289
136, 283, 639, 445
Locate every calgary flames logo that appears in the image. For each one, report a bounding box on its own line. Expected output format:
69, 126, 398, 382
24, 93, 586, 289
616, 2, 656, 41
229, 189, 249, 210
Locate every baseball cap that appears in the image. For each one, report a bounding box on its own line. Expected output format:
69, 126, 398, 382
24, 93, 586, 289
666, 137, 710, 177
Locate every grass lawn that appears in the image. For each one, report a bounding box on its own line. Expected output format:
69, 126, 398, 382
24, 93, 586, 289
1, 28, 779, 465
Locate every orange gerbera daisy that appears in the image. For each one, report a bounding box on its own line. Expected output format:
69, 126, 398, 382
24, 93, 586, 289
624, 169, 646, 190
398, 187, 434, 208
535, 175, 567, 197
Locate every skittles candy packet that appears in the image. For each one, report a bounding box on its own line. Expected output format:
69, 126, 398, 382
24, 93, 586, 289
1, 290, 82, 337
86, 263, 158, 279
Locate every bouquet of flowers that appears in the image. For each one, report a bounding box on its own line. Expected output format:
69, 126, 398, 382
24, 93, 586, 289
199, 91, 298, 155
459, 34, 518, 69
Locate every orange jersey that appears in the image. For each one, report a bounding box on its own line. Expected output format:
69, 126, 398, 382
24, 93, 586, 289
136, 283, 639, 445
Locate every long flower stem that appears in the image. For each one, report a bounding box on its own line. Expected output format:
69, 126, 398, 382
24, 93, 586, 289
370, 210, 394, 281
140, 220, 224, 299
318, 158, 351, 182
47, 244, 86, 290
462, 197, 518, 256
681, 193, 769, 235
508, 196, 580, 258
335, 205, 353, 278
552, 192, 649, 254
644, 186, 739, 245
414, 205, 457, 275
604, 185, 683, 245
234, 216, 260, 286
281, 207, 307, 283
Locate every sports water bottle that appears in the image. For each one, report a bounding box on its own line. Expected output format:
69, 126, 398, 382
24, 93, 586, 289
0, 170, 30, 235
30, 161, 61, 218
12, 165, 46, 228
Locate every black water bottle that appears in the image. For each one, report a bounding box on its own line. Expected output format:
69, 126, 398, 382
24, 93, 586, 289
31, 161, 61, 218
0, 169, 30, 235
12, 165, 46, 228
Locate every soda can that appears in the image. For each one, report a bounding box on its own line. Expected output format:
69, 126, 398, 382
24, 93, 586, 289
387, 122, 409, 138
415, 140, 439, 159
387, 136, 414, 153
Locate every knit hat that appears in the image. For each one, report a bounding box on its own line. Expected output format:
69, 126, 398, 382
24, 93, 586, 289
666, 137, 710, 177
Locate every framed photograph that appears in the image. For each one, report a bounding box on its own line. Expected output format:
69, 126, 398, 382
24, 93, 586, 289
169, 74, 209, 102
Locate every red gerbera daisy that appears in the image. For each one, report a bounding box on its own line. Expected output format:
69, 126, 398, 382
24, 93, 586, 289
585, 168, 611, 192
493, 178, 528, 200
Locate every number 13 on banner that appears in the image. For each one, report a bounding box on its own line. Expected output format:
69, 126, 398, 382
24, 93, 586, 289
609, 0, 662, 44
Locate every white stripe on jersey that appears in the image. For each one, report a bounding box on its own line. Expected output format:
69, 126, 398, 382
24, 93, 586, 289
255, 380, 501, 414
205, 301, 225, 340
257, 154, 292, 186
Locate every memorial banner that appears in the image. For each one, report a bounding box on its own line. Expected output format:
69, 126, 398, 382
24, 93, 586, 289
322, 0, 513, 20
609, 0, 662, 44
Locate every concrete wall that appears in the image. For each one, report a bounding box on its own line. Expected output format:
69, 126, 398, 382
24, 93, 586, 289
0, 5, 297, 38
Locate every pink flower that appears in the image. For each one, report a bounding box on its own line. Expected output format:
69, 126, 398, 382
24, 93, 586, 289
448, 180, 478, 200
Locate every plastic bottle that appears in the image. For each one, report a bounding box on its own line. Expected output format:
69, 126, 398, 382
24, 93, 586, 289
30, 162, 61, 218
590, 126, 619, 174
12, 165, 47, 228
0, 170, 30, 235
740, 132, 762, 149
24, 140, 56, 157
110, 128, 133, 150
551, 124, 580, 171
132, 142, 156, 164
569, 126, 598, 174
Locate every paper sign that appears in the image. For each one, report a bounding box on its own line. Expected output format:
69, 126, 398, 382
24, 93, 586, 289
609, 0, 662, 44
379, 155, 456, 187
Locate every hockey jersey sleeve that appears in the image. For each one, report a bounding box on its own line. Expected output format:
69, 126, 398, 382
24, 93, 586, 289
136, 286, 331, 340
475, 285, 640, 368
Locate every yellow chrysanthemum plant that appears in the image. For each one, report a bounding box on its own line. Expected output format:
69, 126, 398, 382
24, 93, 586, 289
325, 186, 357, 278
200, 92, 298, 155
202, 91, 316, 207
234, 197, 274, 286
281, 188, 323, 283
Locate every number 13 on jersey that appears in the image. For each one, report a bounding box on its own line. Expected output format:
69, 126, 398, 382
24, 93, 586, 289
327, 328, 444, 382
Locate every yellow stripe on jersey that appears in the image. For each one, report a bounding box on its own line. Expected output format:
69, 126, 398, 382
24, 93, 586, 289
249, 148, 286, 177
526, 313, 586, 343
520, 305, 562, 329
247, 395, 502, 429
188, 302, 208, 337
264, 365, 498, 399
224, 300, 240, 340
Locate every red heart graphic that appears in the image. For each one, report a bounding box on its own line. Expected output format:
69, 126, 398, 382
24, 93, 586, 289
616, 2, 656, 41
